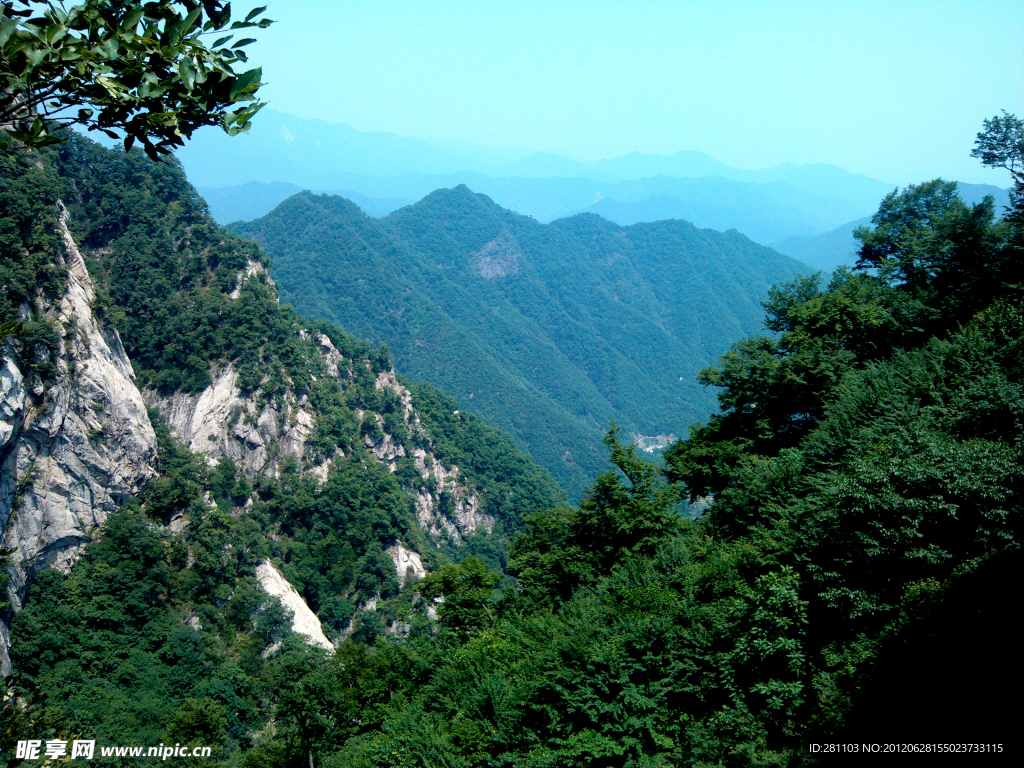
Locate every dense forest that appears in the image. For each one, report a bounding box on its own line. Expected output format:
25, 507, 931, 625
242, 157, 1020, 766
232, 187, 809, 495
2, 114, 1020, 766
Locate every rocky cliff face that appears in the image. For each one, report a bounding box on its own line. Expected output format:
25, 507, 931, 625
1, 203, 159, 674
142, 264, 334, 480
367, 371, 493, 545
255, 559, 333, 651
145, 363, 322, 478
145, 310, 493, 548
2, 203, 498, 673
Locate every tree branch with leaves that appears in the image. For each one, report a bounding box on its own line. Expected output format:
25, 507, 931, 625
972, 110, 1024, 223
1, 0, 272, 159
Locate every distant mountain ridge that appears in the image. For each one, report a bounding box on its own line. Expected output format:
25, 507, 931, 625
232, 185, 813, 494
198, 180, 411, 224
203, 171, 887, 242
181, 110, 900, 242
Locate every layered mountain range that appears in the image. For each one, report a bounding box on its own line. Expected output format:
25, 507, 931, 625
180, 110, 896, 243
232, 186, 812, 494
3, 118, 1019, 766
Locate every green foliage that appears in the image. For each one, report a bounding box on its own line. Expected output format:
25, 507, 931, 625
1, 1, 271, 158
419, 557, 500, 639
510, 428, 683, 608
322, 141, 1022, 766
7, 107, 1021, 766
1, 133, 343, 397
407, 379, 565, 543
232, 186, 810, 496
167, 697, 229, 749
973, 111, 1024, 230
855, 179, 1010, 327
0, 145, 67, 379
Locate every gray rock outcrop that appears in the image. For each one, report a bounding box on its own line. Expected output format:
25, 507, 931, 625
1, 204, 494, 675
372, 371, 492, 544
255, 559, 333, 651
146, 364, 319, 477
388, 541, 427, 585
1, 202, 159, 674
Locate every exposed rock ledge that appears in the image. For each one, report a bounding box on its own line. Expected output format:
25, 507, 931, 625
145, 365, 317, 477
255, 559, 333, 650
1, 202, 159, 674
388, 541, 427, 585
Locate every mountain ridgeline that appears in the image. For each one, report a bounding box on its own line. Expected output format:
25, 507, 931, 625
2, 116, 1021, 767
181, 110, 896, 242
232, 187, 812, 494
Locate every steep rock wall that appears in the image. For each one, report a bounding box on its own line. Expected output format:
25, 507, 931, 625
0, 203, 159, 673
388, 541, 427, 585
1, 204, 502, 675
371, 371, 492, 544
145, 364, 320, 477
147, 319, 492, 550
255, 559, 333, 651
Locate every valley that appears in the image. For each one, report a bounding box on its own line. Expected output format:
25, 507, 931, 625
2, 122, 1020, 768
231, 185, 811, 495
1, 4, 1020, 763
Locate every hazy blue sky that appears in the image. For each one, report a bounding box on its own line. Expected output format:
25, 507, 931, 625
235, 0, 1022, 186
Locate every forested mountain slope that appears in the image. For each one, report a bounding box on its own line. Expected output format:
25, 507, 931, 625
1, 136, 563, 760
233, 187, 811, 494
3, 117, 1021, 767
297, 141, 1021, 767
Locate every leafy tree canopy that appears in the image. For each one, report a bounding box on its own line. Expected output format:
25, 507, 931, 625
1, 0, 271, 158
973, 110, 1024, 224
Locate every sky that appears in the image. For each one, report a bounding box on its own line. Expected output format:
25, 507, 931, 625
233, 0, 1023, 186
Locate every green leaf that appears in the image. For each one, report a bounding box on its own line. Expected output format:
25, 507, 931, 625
222, 102, 264, 134
0, 321, 25, 342
211, 34, 232, 48
95, 76, 125, 98
228, 66, 261, 100
122, 9, 145, 31
231, 37, 256, 48
99, 36, 119, 59
24, 45, 47, 67
178, 57, 196, 91
182, 7, 202, 32
20, 22, 42, 41
45, 22, 67, 45
0, 18, 19, 47
245, 6, 268, 23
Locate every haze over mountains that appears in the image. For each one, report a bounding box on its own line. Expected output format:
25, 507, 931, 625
187, 111, 1008, 253
231, 185, 811, 494
189, 111, 1014, 493
185, 109, 908, 244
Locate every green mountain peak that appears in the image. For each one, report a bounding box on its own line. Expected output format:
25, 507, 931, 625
233, 188, 812, 495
